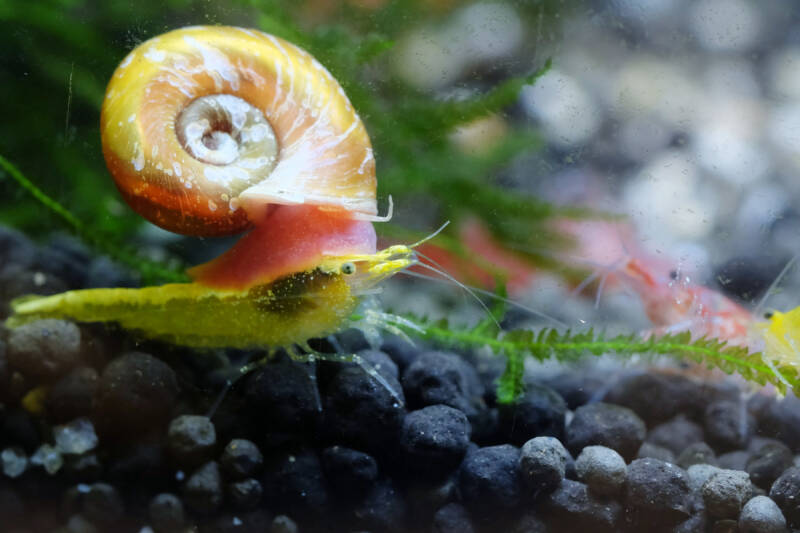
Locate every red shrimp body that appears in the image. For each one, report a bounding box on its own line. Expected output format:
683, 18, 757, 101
620, 256, 755, 346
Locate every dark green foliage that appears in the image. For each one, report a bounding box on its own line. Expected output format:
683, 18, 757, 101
0, 155, 188, 284
1, 0, 585, 277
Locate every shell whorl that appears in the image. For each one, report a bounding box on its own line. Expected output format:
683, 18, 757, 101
101, 25, 377, 237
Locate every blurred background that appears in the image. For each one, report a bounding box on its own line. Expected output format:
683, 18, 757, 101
4, 0, 800, 327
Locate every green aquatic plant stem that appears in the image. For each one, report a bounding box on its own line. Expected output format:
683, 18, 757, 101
0, 154, 187, 284
386, 314, 800, 403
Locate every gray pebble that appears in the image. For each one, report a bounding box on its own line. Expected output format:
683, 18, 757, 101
687, 463, 722, 492
82, 482, 124, 526
575, 445, 627, 497
432, 502, 476, 533
543, 479, 621, 532
647, 414, 704, 455
183, 461, 223, 514
220, 438, 263, 479
8, 319, 82, 381
518, 436, 570, 495
747, 441, 793, 490
637, 442, 676, 463
271, 515, 298, 533
739, 495, 788, 533
148, 493, 185, 533
64, 514, 98, 533
705, 400, 752, 452
166, 415, 216, 468
718, 450, 751, 472
227, 478, 263, 511
702, 469, 752, 519
677, 441, 717, 469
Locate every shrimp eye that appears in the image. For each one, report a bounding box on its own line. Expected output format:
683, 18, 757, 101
765, 311, 774, 319
341, 262, 356, 275
669, 269, 679, 280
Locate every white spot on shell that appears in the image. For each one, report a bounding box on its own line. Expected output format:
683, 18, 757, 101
128, 114, 136, 123
132, 145, 145, 172
143, 47, 166, 63
208, 200, 218, 212
172, 162, 182, 177
119, 54, 134, 69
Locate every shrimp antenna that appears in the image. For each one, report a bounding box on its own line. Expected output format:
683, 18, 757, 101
755, 253, 799, 318
410, 220, 450, 248
410, 259, 501, 329
400, 267, 567, 329
412, 249, 566, 327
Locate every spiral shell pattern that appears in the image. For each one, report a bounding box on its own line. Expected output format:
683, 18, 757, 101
101, 26, 377, 236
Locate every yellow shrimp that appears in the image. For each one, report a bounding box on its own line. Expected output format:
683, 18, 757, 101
7, 245, 415, 351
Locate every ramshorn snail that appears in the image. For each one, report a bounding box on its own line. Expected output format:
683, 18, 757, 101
101, 25, 385, 288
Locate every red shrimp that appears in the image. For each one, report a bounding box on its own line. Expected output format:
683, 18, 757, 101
557, 218, 756, 345
618, 255, 755, 346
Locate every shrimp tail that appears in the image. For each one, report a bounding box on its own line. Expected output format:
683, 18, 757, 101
8, 292, 75, 326
7, 286, 162, 328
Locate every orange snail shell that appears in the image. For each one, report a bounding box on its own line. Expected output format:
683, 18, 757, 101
100, 25, 378, 238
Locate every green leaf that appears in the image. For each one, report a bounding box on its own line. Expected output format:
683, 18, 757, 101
384, 313, 800, 403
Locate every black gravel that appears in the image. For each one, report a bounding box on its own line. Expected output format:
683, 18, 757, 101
646, 413, 704, 455
746, 441, 793, 490
399, 404, 470, 480
323, 363, 405, 453
497, 382, 566, 445
244, 357, 321, 431
566, 402, 646, 462
458, 444, 521, 516
625, 458, 692, 529
183, 461, 224, 514
148, 493, 186, 533
704, 400, 753, 452
4, 230, 800, 532
227, 477, 263, 510
677, 441, 718, 468
220, 438, 263, 480
166, 415, 217, 469
769, 466, 800, 527
432, 502, 476, 533
92, 351, 179, 438
401, 350, 484, 418
542, 478, 622, 532
320, 445, 378, 496
47, 366, 98, 423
